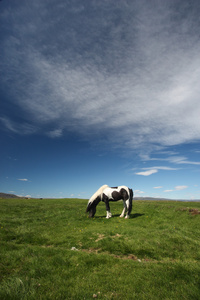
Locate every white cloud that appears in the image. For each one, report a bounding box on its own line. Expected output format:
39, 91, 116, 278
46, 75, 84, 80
18, 178, 28, 182
135, 165, 177, 176
134, 190, 145, 194
135, 169, 158, 176
174, 185, 188, 191
143, 166, 178, 171
154, 186, 163, 189
168, 156, 200, 165
1, 1, 200, 152
134, 190, 145, 197
47, 129, 63, 138
0, 117, 37, 135
164, 185, 188, 193
141, 154, 200, 166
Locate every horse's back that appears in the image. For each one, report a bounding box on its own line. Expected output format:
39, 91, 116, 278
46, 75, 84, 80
103, 186, 131, 200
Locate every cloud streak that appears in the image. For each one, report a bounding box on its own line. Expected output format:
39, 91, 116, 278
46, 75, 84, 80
135, 165, 178, 176
18, 179, 28, 182
140, 153, 200, 166
1, 1, 200, 153
164, 185, 188, 192
136, 169, 158, 176
175, 185, 188, 191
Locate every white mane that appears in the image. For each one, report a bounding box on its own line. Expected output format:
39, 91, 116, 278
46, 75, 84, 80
88, 184, 109, 203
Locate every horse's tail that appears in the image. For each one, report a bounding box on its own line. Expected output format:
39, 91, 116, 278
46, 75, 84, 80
128, 188, 133, 215
86, 185, 108, 218
129, 188, 134, 200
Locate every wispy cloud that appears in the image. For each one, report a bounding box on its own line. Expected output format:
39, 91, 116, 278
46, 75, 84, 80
175, 185, 188, 191
143, 166, 178, 171
134, 190, 145, 194
154, 186, 163, 189
0, 117, 37, 135
140, 153, 200, 166
47, 129, 63, 138
164, 185, 188, 192
1, 1, 200, 153
134, 190, 145, 196
135, 166, 177, 176
136, 169, 158, 176
18, 178, 28, 182
167, 156, 200, 165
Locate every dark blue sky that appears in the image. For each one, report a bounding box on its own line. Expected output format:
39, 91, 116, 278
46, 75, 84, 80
1, 0, 200, 199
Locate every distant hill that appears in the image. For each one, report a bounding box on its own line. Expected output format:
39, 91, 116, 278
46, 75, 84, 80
0, 193, 199, 202
0, 193, 20, 199
133, 196, 200, 202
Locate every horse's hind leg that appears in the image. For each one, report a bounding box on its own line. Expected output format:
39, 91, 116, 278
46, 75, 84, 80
125, 199, 132, 219
120, 201, 127, 217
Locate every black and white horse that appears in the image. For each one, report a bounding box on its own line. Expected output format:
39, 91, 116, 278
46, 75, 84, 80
86, 185, 133, 219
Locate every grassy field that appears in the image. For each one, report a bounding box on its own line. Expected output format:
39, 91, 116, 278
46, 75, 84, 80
0, 197, 200, 300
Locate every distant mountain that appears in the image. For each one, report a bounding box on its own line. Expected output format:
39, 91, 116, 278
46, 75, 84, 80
133, 196, 200, 202
0, 192, 20, 199
133, 197, 167, 201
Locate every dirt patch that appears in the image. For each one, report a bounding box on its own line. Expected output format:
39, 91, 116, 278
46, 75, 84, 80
94, 233, 123, 242
112, 233, 122, 238
176, 207, 200, 215
82, 248, 102, 254
114, 254, 138, 261
81, 248, 142, 261
95, 234, 105, 242
80, 248, 184, 264
176, 207, 188, 212
189, 208, 200, 215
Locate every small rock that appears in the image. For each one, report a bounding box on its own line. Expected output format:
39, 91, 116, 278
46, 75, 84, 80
71, 247, 78, 251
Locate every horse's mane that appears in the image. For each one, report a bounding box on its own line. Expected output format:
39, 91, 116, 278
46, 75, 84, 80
88, 184, 109, 203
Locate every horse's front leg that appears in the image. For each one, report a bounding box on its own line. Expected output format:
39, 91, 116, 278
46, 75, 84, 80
105, 201, 112, 219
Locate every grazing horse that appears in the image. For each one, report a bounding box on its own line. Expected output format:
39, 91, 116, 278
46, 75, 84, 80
86, 185, 133, 219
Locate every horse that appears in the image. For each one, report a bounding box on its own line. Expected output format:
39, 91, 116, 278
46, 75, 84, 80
86, 185, 133, 219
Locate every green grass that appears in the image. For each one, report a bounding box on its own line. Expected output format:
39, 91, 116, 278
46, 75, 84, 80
0, 198, 200, 299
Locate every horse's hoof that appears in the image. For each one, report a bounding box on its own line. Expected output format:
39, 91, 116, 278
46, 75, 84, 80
125, 215, 129, 219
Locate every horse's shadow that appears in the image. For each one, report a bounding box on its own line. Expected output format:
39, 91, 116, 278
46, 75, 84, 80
131, 213, 145, 219
94, 213, 145, 219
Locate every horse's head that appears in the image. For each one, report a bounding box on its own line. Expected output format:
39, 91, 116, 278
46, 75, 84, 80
86, 196, 101, 218
88, 205, 97, 218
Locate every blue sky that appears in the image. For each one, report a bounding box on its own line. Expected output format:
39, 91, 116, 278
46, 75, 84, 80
1, 0, 200, 199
